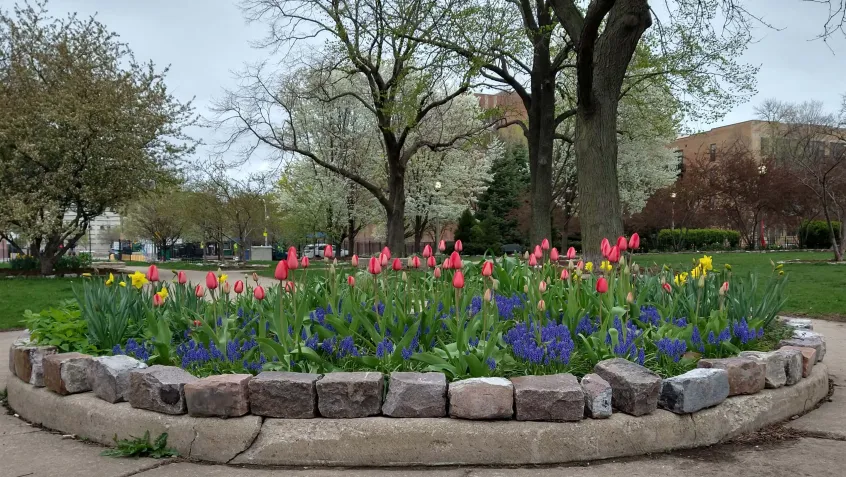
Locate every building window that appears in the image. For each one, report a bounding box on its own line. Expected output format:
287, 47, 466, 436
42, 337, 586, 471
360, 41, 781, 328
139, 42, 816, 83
709, 144, 717, 162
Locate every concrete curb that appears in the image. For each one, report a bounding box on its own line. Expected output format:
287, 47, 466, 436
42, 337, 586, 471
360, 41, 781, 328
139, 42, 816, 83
8, 364, 829, 466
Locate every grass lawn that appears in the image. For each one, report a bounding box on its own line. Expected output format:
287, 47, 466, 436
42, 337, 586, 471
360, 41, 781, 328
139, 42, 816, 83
0, 278, 79, 330
121, 260, 262, 271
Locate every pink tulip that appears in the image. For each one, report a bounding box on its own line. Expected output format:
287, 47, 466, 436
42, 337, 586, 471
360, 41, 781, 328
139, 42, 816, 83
411, 256, 421, 269
455, 240, 463, 252
541, 238, 550, 251
576, 260, 584, 271
274, 260, 289, 281
205, 271, 217, 290
528, 253, 538, 267
368, 256, 382, 275
596, 277, 608, 294
392, 258, 402, 271
382, 246, 391, 260
600, 238, 611, 257
427, 255, 436, 268
234, 280, 244, 294
481, 261, 494, 277
195, 284, 204, 298
422, 244, 432, 258
253, 286, 266, 300
628, 233, 640, 250
452, 270, 465, 289
147, 264, 159, 282
550, 248, 559, 261
287, 247, 299, 270
537, 299, 546, 312
442, 257, 452, 270
607, 246, 621, 263
347, 275, 356, 287
380, 252, 388, 267
434, 267, 442, 278
324, 244, 334, 258
438, 240, 446, 252
285, 281, 295, 293
153, 293, 164, 307
721, 281, 729, 293
450, 251, 462, 270
560, 268, 569, 280
616, 236, 628, 252
222, 281, 231, 294
566, 247, 576, 260
662, 282, 672, 293
351, 254, 359, 267
301, 256, 310, 269
533, 245, 543, 259
177, 270, 187, 285
539, 281, 547, 293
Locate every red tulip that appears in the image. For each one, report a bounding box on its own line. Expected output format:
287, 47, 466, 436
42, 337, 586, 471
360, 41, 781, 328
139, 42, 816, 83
147, 264, 160, 282
452, 270, 465, 289
195, 284, 204, 298
351, 254, 359, 267
324, 244, 334, 258
379, 252, 388, 267
438, 240, 446, 252
607, 246, 620, 263
600, 238, 611, 257
368, 256, 382, 275
566, 247, 576, 260
539, 280, 547, 293
347, 275, 355, 287
382, 246, 391, 259
274, 260, 289, 281
411, 256, 421, 269
628, 233, 640, 250
253, 285, 266, 300
481, 260, 494, 277
287, 247, 299, 270
616, 236, 628, 252
560, 268, 569, 280
177, 270, 187, 285
193, 319, 202, 327
205, 271, 217, 290
528, 253, 538, 267
427, 255, 436, 268
596, 276, 608, 294
301, 256, 310, 269
392, 258, 402, 271
153, 293, 164, 307
234, 280, 244, 294
533, 245, 543, 259
442, 257, 452, 270
450, 251, 462, 270
550, 248, 559, 261
455, 240, 463, 252
434, 267, 442, 278
662, 282, 672, 293
285, 281, 296, 293
541, 238, 550, 251
422, 244, 433, 258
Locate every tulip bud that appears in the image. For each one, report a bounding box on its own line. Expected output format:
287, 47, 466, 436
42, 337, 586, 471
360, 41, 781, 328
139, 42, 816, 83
662, 282, 672, 293
433, 267, 442, 278
380, 252, 388, 267
193, 319, 202, 327
541, 238, 550, 251
402, 271, 408, 282
539, 280, 547, 293
147, 264, 160, 282
285, 281, 296, 293
427, 255, 436, 268
528, 254, 538, 267
287, 247, 299, 270
724, 264, 732, 271
533, 245, 543, 259
347, 275, 355, 287
442, 257, 452, 270
423, 244, 432, 258
234, 280, 244, 294
626, 291, 634, 304
523, 284, 529, 293
628, 233, 640, 250
153, 293, 164, 307
252, 272, 259, 283
576, 260, 584, 271
195, 284, 204, 298
411, 256, 421, 269
274, 260, 289, 281
523, 251, 530, 260
596, 277, 608, 294
177, 270, 187, 285
600, 238, 611, 257
550, 248, 559, 261
455, 240, 463, 252
720, 281, 729, 295
632, 263, 640, 275
566, 247, 576, 260
253, 285, 266, 300
450, 251, 462, 270
351, 254, 359, 267
392, 258, 402, 271
537, 299, 546, 312
616, 236, 628, 252
222, 281, 231, 294
481, 260, 494, 277
301, 256, 310, 269
560, 268, 569, 280
491, 278, 500, 290
698, 275, 706, 288
452, 270, 465, 289
484, 288, 492, 302
205, 271, 217, 290
333, 258, 338, 265
324, 244, 334, 258
438, 240, 446, 252
382, 246, 391, 259
368, 256, 382, 275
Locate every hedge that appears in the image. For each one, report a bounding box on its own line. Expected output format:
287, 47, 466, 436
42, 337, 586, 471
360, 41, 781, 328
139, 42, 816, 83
799, 220, 842, 249
657, 229, 741, 251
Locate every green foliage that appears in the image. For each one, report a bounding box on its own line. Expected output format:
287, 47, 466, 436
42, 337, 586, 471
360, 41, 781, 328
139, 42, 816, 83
658, 229, 741, 251
56, 253, 92, 271
470, 217, 503, 255
23, 302, 92, 353
101, 431, 179, 459
10, 255, 38, 270
799, 220, 842, 249
75, 280, 146, 352
454, 209, 476, 245
475, 144, 529, 245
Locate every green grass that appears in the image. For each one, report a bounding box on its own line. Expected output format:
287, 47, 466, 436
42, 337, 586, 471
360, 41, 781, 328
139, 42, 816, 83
121, 260, 259, 271
0, 278, 79, 330
635, 250, 846, 318
0, 262, 10, 269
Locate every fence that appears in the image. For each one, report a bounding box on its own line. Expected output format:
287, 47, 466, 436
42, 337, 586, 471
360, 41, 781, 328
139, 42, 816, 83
343, 240, 442, 257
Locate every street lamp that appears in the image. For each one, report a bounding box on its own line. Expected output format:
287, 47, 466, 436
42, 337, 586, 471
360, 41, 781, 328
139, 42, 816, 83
434, 181, 442, 248
670, 192, 677, 232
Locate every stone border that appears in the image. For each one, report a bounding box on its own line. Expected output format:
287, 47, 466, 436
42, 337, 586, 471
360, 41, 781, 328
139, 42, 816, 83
7, 365, 829, 466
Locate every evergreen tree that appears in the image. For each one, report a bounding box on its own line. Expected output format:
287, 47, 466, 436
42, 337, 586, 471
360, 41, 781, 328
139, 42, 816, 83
476, 144, 530, 245
454, 209, 477, 245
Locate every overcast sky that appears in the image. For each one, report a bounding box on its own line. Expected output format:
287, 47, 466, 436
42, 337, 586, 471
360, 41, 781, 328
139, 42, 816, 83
21, 0, 846, 163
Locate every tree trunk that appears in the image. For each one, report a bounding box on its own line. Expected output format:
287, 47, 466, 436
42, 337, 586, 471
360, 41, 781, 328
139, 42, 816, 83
575, 97, 624, 262
526, 45, 556, 247
39, 255, 55, 275
347, 219, 358, 258
822, 194, 842, 261
413, 215, 426, 255
385, 157, 407, 256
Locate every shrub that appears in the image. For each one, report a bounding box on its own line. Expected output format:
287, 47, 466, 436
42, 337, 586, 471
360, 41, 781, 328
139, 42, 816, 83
56, 252, 93, 271
657, 229, 741, 251
23, 301, 93, 353
10, 254, 38, 270
798, 220, 841, 249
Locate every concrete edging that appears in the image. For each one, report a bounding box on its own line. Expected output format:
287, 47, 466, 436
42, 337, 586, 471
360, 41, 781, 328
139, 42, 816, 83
7, 364, 830, 466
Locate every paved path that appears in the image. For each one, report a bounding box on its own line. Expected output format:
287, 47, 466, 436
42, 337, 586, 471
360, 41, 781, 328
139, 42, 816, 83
2, 319, 845, 477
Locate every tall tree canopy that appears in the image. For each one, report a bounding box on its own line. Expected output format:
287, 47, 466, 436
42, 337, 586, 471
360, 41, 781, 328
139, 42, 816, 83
0, 1, 194, 273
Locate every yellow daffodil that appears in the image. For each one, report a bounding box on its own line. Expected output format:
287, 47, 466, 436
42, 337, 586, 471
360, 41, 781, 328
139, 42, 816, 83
155, 287, 169, 302
600, 260, 613, 273
105, 273, 115, 287
690, 266, 704, 279
674, 272, 688, 286
218, 273, 228, 284
119, 281, 127, 287
584, 261, 594, 272
129, 271, 149, 289
699, 255, 713, 272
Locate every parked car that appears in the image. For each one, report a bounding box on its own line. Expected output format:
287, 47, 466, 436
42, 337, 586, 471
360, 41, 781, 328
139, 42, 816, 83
303, 244, 349, 259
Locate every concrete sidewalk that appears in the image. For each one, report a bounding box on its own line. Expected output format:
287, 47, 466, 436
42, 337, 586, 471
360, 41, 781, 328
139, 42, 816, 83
2, 319, 845, 477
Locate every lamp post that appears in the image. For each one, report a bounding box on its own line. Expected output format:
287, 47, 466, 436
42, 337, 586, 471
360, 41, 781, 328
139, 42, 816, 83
670, 192, 677, 232
263, 199, 269, 247
434, 181, 442, 248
